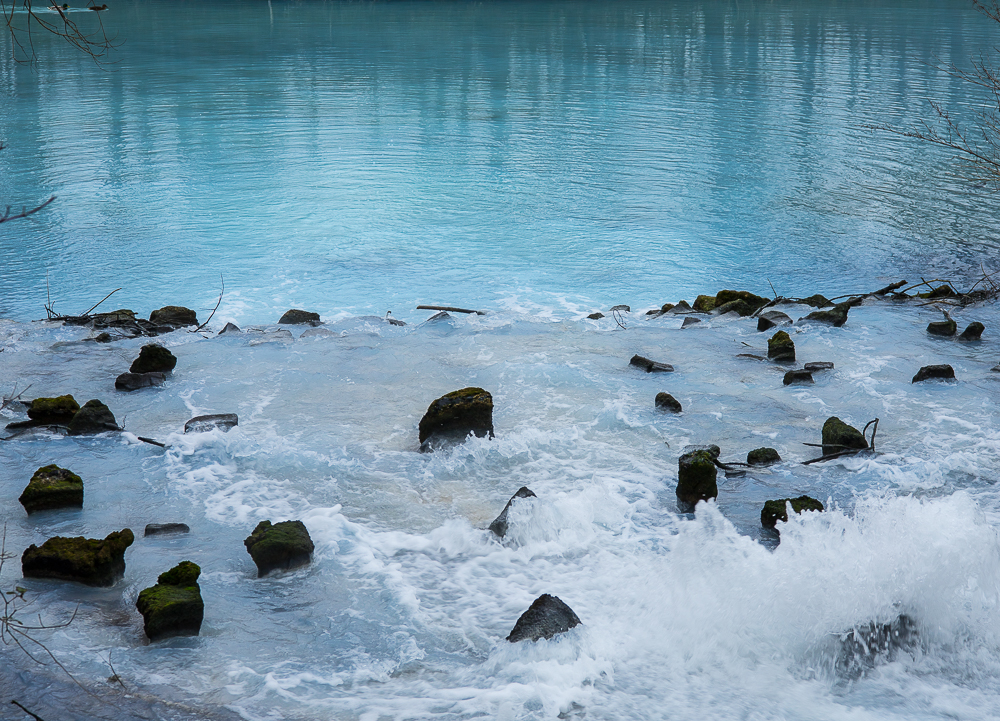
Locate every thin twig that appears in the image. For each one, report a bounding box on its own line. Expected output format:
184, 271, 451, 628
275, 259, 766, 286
79, 287, 122, 317
191, 274, 224, 333
10, 700, 46, 721
0, 196, 54, 224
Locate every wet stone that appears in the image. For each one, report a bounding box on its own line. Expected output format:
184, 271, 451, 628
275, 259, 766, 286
629, 354, 674, 373
115, 372, 166, 392
836, 615, 918, 680
655, 392, 682, 413
219, 322, 241, 335
19, 464, 84, 514
130, 344, 177, 374
801, 302, 850, 327
278, 309, 321, 325
184, 413, 238, 433
757, 310, 792, 332
418, 387, 494, 451
27, 395, 79, 425
149, 306, 198, 328
136, 561, 204, 641
21, 529, 134, 586
488, 487, 536, 538
244, 520, 314, 577
822, 417, 868, 455
958, 322, 985, 341
506, 594, 582, 643
67, 399, 118, 435
760, 496, 824, 529
912, 364, 955, 383
747, 447, 781, 466
927, 319, 957, 337
681, 316, 701, 328
144, 523, 190, 537
767, 330, 795, 362
676, 449, 718, 508
803, 362, 834, 372
587, 312, 604, 320
783, 369, 814, 385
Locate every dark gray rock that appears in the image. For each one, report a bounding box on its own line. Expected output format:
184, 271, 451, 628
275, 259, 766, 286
667, 300, 692, 314
801, 302, 850, 327
927, 319, 957, 336
629, 355, 674, 373
800, 294, 831, 308
736, 353, 766, 361
822, 417, 868, 455
67, 400, 118, 435
586, 312, 604, 320
747, 447, 781, 466
115, 371, 166, 392
94, 332, 113, 343
184, 413, 238, 433
149, 306, 198, 328
244, 520, 314, 577
19, 465, 84, 514
783, 369, 814, 385
609, 305, 630, 313
219, 322, 241, 335
655, 392, 682, 413
757, 310, 792, 332
278, 309, 321, 325
836, 615, 917, 680
912, 364, 955, 383
959, 322, 985, 341
681, 317, 701, 328
506, 594, 581, 643
803, 362, 834, 372
130, 344, 177, 374
418, 388, 494, 451
26, 395, 79, 425
136, 561, 204, 641
488, 487, 536, 538
761, 496, 823, 529
144, 523, 190, 537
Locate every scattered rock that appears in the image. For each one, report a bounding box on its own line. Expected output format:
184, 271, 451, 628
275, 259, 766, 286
803, 361, 834, 372
747, 447, 781, 466
714, 299, 753, 317
136, 561, 204, 641
655, 392, 682, 413
183, 413, 238, 433
609, 305, 630, 313
757, 310, 792, 332
149, 306, 198, 328
488, 487, 536, 538
278, 309, 321, 325
767, 330, 795, 362
244, 520, 314, 577
21, 529, 134, 586
219, 322, 241, 335
783, 369, 813, 385
693, 295, 717, 312
130, 344, 177, 374
715, 290, 769, 313
681, 317, 701, 328
760, 496, 824, 529
67, 399, 118, 435
27, 395, 80, 425
835, 615, 917, 680
506, 594, 581, 643
587, 312, 604, 320
959, 322, 985, 341
92, 309, 137, 328
822, 417, 868, 455
629, 354, 674, 373
418, 387, 494, 451
801, 302, 850, 327
927, 318, 957, 336
912, 364, 955, 383
800, 294, 831, 308
667, 300, 692, 314
94, 332, 113, 343
676, 448, 718, 507
115, 372, 166, 392
144, 523, 190, 537
19, 465, 84, 514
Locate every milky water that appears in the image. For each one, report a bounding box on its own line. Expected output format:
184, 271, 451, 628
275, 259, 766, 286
2, 1, 1000, 720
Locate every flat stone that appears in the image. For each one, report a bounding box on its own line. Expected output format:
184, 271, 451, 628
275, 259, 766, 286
21, 529, 134, 586
681, 317, 701, 328
144, 523, 190, 537
654, 392, 682, 413
783, 369, 814, 385
300, 327, 336, 338
912, 364, 955, 383
183, 413, 238, 433
801, 302, 850, 327
249, 329, 294, 345
736, 353, 766, 361
278, 309, 321, 325
149, 306, 198, 328
488, 487, 536, 538
803, 362, 834, 372
27, 395, 79, 425
757, 310, 792, 332
506, 594, 581, 643
115, 372, 166, 392
927, 319, 957, 336
629, 354, 674, 373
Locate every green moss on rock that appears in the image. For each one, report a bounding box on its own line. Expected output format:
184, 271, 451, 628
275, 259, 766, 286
244, 520, 314, 577
26, 395, 79, 424
800, 294, 831, 308
692, 295, 717, 312
821, 417, 868, 455
66, 399, 118, 435
761, 496, 824, 529
655, 392, 682, 413
767, 330, 795, 362
136, 561, 203, 640
802, 302, 850, 327
130, 344, 177, 374
927, 319, 957, 336
21, 529, 134, 586
418, 387, 494, 448
676, 449, 718, 507
714, 299, 754, 316
18, 464, 83, 513
278, 309, 321, 324
747, 447, 781, 466
715, 290, 768, 313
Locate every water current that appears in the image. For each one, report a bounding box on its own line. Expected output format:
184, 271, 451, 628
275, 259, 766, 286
2, 2, 1000, 720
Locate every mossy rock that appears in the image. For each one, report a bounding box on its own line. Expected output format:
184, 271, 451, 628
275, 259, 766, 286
19, 465, 83, 514
655, 392, 682, 413
130, 344, 177, 374
587, 312, 604, 320
802, 302, 850, 327
149, 306, 198, 327
761, 496, 824, 529
917, 285, 955, 299
767, 330, 795, 362
714, 299, 754, 316
676, 449, 718, 506
757, 311, 792, 332
244, 520, 314, 577
821, 417, 868, 455
660, 303, 675, 313
26, 395, 79, 424
136, 561, 203, 641
927, 319, 957, 337
278, 309, 321, 324
800, 294, 831, 308
715, 290, 768, 313
418, 387, 494, 450
747, 447, 781, 466
692, 295, 717, 312
66, 399, 118, 435
958, 322, 985, 341
21, 529, 134, 586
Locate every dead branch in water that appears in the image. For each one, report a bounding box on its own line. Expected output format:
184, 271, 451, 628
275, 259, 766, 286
191, 274, 224, 333
416, 305, 486, 315
0, 195, 54, 224
79, 287, 122, 317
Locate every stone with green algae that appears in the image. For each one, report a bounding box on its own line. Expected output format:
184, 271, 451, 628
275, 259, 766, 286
767, 331, 795, 362
66, 399, 118, 435
244, 520, 314, 577
714, 290, 768, 314
26, 395, 79, 425
21, 529, 134, 586
747, 447, 781, 466
18, 464, 83, 514
761, 496, 824, 529
821, 417, 868, 455
676, 449, 718, 507
692, 295, 717, 312
136, 561, 204, 641
418, 387, 494, 450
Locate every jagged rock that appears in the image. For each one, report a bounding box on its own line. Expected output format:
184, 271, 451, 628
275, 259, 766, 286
760, 496, 824, 529
654, 392, 682, 413
136, 561, 204, 641
94, 332, 113, 343
714, 299, 753, 317
804, 361, 834, 372
802, 302, 850, 327
667, 300, 692, 314
822, 417, 868, 455
300, 327, 335, 338
800, 294, 831, 308
660, 303, 675, 313
19, 465, 83, 513
783, 369, 813, 385
587, 312, 604, 320
610, 304, 630, 313
629, 355, 674, 373
418, 388, 494, 450
912, 364, 955, 383
66, 399, 118, 435
757, 310, 792, 332
715, 290, 769, 313
768, 330, 795, 362
506, 594, 581, 643
219, 322, 241, 335
278, 309, 321, 325
244, 520, 314, 577
927, 318, 957, 336
183, 413, 238, 433
115, 372, 166, 392
959, 322, 985, 341
836, 615, 917, 680
149, 306, 198, 328
21, 529, 134, 586
992, 363, 1000, 373
488, 487, 536, 538
26, 395, 79, 425
144, 523, 190, 537
645, 309, 662, 316
681, 317, 701, 328
130, 344, 177, 374
918, 285, 955, 299
693, 295, 717, 312
676, 448, 718, 507
424, 311, 452, 323
747, 447, 781, 466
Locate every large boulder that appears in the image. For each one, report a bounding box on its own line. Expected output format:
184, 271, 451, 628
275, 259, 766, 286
149, 306, 198, 328
757, 310, 792, 332
821, 417, 868, 455
488, 487, 537, 538
115, 372, 166, 392
278, 309, 321, 325
135, 561, 204, 641
19, 465, 83, 514
26, 395, 79, 425
676, 448, 718, 507
767, 331, 795, 362
747, 447, 781, 466
21, 529, 134, 586
654, 392, 682, 413
244, 520, 314, 577
418, 388, 495, 450
801, 302, 850, 327
130, 344, 177, 374
760, 496, 824, 529
912, 364, 955, 383
714, 299, 754, 316
183, 413, 238, 433
506, 594, 582, 643
66, 399, 118, 435
958, 322, 984, 341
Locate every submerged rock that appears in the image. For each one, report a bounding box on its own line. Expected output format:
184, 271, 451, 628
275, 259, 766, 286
92, 309, 137, 328
244, 520, 314, 577
767, 331, 795, 362
219, 322, 241, 335
959, 322, 985, 341
144, 523, 190, 537
149, 306, 198, 328
714, 299, 753, 316
586, 312, 605, 320
250, 329, 294, 345
67, 399, 118, 435
21, 529, 134, 586
927, 318, 957, 336
692, 295, 717, 312
800, 294, 831, 308
93, 332, 113, 343
488, 487, 537, 538
912, 364, 955, 383
300, 327, 336, 338
783, 369, 813, 385
130, 344, 177, 374
506, 594, 581, 643
278, 309, 321, 325
27, 395, 80, 425
183, 413, 238, 433
760, 496, 824, 529
803, 361, 834, 372
136, 561, 204, 641
715, 290, 769, 313
821, 417, 868, 455
667, 300, 692, 314
629, 354, 674, 373
418, 387, 495, 450
19, 465, 83, 514
610, 304, 631, 313
918, 285, 955, 299
115, 371, 166, 392
681, 316, 701, 328
836, 615, 918, 680
676, 448, 718, 507
655, 392, 682, 413
801, 302, 850, 327
747, 447, 781, 466
757, 310, 792, 332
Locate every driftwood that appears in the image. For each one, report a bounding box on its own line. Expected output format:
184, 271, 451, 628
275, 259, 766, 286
137, 436, 166, 448
191, 275, 224, 333
416, 305, 486, 315
802, 418, 879, 464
